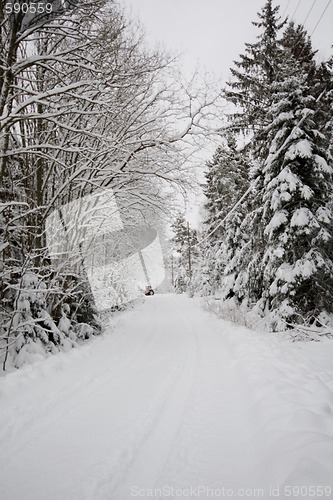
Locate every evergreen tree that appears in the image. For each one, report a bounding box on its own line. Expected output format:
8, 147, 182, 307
202, 136, 249, 296
255, 20, 318, 161
209, 3, 333, 330
222, 1, 287, 309
204, 135, 248, 223
313, 56, 333, 156
261, 72, 333, 328
225, 0, 285, 134
281, 22, 317, 86
171, 215, 198, 293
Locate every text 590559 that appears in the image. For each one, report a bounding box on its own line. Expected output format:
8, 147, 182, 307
5, 2, 53, 15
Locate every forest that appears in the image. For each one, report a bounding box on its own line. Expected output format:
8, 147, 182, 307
1, 0, 333, 371
171, 1, 333, 335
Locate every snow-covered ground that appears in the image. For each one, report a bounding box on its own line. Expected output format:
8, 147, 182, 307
1, 294, 333, 500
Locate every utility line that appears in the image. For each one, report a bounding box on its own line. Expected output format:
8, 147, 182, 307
302, 0, 317, 25
281, 0, 292, 18
310, 0, 331, 35
192, 182, 256, 248
291, 0, 302, 19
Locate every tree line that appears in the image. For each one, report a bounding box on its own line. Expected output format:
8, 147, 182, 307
171, 0, 333, 332
0, 0, 216, 369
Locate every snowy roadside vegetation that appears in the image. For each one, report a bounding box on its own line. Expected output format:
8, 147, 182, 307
171, 2, 333, 336
201, 295, 333, 343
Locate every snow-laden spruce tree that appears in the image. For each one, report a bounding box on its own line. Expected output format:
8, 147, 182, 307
221, 0, 287, 309
200, 135, 249, 297
217, 8, 333, 328
201, 141, 234, 294
314, 55, 333, 158
171, 215, 198, 294
261, 69, 333, 328
221, 197, 252, 302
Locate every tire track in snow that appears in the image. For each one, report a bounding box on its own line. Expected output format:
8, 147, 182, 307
0, 296, 197, 500
111, 297, 200, 499
153, 299, 264, 495
0, 315, 159, 465
78, 295, 200, 500
0, 302, 184, 500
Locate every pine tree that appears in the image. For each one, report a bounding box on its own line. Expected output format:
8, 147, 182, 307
221, 1, 287, 309
216, 6, 333, 329
225, 0, 285, 134
204, 135, 248, 223
261, 71, 333, 328
171, 215, 198, 293
281, 22, 317, 86
201, 136, 249, 296
314, 56, 333, 156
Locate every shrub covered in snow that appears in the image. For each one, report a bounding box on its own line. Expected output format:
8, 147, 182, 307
0, 268, 101, 371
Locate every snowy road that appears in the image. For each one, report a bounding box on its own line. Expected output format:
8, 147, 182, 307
1, 294, 333, 500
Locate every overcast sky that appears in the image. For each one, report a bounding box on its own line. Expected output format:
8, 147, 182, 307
119, 0, 332, 81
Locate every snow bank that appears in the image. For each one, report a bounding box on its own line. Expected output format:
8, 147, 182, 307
201, 296, 333, 493
226, 325, 333, 491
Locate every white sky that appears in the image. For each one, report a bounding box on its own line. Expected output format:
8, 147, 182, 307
119, 0, 332, 81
